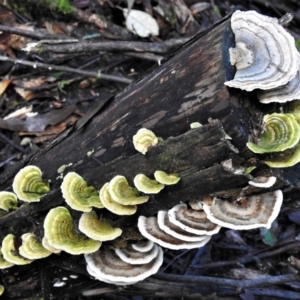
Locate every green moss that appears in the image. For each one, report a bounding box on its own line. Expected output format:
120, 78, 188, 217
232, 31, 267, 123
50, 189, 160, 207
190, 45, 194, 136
44, 0, 74, 14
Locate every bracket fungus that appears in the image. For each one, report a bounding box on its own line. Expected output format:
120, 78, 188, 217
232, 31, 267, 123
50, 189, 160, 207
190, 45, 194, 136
154, 170, 181, 185
133, 128, 159, 155
248, 176, 277, 188
138, 216, 211, 250
131, 240, 154, 252
61, 172, 103, 212
42, 237, 61, 254
133, 174, 164, 194
2, 234, 32, 265
168, 203, 221, 235
12, 165, 50, 202
0, 247, 14, 269
19, 233, 52, 260
202, 190, 283, 230
109, 175, 149, 205
78, 211, 122, 241
246, 113, 300, 154
85, 245, 163, 285
100, 183, 137, 215
224, 10, 298, 91
0, 191, 18, 211
43, 207, 101, 255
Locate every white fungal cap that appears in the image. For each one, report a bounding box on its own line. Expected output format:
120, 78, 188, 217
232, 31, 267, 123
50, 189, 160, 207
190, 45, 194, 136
157, 211, 209, 242
168, 203, 221, 235
138, 216, 211, 250
248, 176, 277, 188
131, 240, 154, 252
224, 10, 299, 91
115, 243, 159, 265
85, 246, 163, 285
202, 190, 283, 230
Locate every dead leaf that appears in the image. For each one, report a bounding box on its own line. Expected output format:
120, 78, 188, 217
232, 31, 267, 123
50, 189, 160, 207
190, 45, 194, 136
0, 79, 12, 97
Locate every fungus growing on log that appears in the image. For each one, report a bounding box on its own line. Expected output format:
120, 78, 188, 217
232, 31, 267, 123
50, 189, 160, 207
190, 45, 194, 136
19, 233, 52, 260
138, 216, 211, 250
43, 207, 101, 255
202, 190, 283, 230
168, 203, 221, 235
154, 170, 181, 185
0, 285, 3, 295
85, 245, 163, 285
248, 176, 277, 188
0, 191, 18, 211
12, 165, 50, 202
2, 234, 32, 265
78, 211, 122, 241
246, 113, 300, 154
133, 128, 159, 155
99, 183, 137, 215
133, 174, 164, 194
42, 237, 61, 254
0, 247, 14, 269
61, 172, 103, 212
224, 10, 298, 91
131, 240, 154, 252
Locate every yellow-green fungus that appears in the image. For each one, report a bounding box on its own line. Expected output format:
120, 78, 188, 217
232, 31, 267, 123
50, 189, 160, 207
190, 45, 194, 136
79, 211, 122, 241
154, 170, 181, 185
133, 128, 159, 155
12, 165, 50, 202
0, 191, 18, 211
134, 174, 164, 194
0, 285, 4, 295
42, 237, 61, 254
61, 172, 103, 212
0, 247, 14, 269
247, 113, 300, 154
43, 206, 101, 255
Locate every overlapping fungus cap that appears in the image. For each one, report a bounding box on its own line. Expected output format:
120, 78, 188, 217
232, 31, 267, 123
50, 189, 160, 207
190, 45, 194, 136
43, 206, 101, 255
131, 240, 154, 252
168, 203, 221, 235
12, 165, 50, 202
2, 234, 32, 265
79, 211, 122, 241
115, 242, 159, 265
247, 113, 300, 154
248, 176, 277, 188
61, 172, 103, 212
19, 233, 52, 259
85, 245, 163, 285
109, 175, 149, 205
202, 190, 283, 230
138, 216, 211, 250
224, 10, 298, 91
100, 183, 137, 215
42, 237, 61, 254
0, 191, 18, 211
133, 128, 159, 155
154, 171, 180, 185
0, 247, 14, 269
133, 174, 164, 194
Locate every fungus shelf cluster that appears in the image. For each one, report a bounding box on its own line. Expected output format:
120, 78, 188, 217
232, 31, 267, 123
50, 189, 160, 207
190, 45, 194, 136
225, 10, 300, 167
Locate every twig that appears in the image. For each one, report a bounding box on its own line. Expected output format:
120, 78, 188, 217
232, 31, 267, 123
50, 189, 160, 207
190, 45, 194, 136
0, 55, 133, 84
0, 131, 26, 153
250, 288, 300, 299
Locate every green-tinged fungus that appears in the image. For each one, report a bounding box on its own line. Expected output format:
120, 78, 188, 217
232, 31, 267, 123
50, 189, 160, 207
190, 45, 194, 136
2, 234, 32, 265
61, 172, 103, 212
0, 191, 18, 211
12, 165, 50, 202
99, 183, 137, 215
190, 122, 202, 129
42, 237, 61, 254
133, 128, 159, 155
43, 207, 101, 255
154, 170, 181, 185
0, 285, 3, 295
109, 175, 149, 205
79, 211, 122, 241
247, 113, 300, 153
0, 247, 14, 269
19, 233, 52, 259
133, 174, 164, 194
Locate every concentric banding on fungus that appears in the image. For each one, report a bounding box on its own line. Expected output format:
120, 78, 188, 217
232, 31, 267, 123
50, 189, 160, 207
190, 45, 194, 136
154, 170, 181, 185
2, 234, 32, 265
42, 237, 61, 254
0, 191, 18, 211
248, 176, 277, 188
133, 174, 164, 194
61, 172, 103, 212
43, 206, 101, 255
109, 175, 149, 205
19, 233, 52, 259
246, 113, 300, 154
131, 240, 154, 252
85, 246, 163, 284
168, 203, 221, 235
138, 216, 211, 250
224, 10, 299, 91
100, 183, 137, 215
157, 211, 209, 242
12, 165, 50, 202
0, 247, 14, 269
202, 190, 283, 230
79, 211, 122, 241
133, 128, 159, 155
